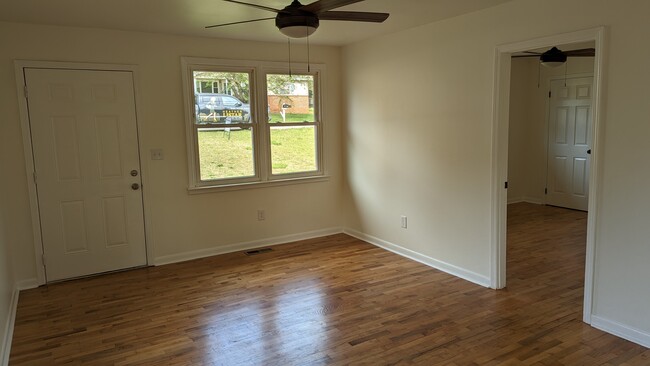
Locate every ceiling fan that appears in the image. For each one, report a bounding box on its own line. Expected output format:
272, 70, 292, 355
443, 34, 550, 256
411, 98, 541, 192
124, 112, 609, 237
513, 46, 596, 67
206, 0, 390, 38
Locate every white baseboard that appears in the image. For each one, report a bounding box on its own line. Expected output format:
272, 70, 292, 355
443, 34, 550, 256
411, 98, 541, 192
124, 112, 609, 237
343, 228, 491, 288
591, 315, 650, 349
15, 279, 40, 291
508, 197, 544, 205
154, 227, 343, 266
1, 286, 19, 366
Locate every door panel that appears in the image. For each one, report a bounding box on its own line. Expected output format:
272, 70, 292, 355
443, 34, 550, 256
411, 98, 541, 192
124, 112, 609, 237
546, 77, 593, 211
25, 68, 147, 281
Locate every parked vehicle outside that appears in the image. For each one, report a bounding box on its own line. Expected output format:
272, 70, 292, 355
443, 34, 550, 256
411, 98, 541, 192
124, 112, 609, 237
195, 93, 250, 123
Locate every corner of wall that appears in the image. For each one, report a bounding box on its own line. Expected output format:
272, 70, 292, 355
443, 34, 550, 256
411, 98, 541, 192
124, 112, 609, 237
343, 228, 491, 288
1, 285, 20, 366
591, 315, 650, 349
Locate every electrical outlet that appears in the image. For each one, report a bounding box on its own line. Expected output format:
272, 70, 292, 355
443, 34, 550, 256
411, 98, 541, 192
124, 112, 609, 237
257, 209, 266, 221
151, 149, 164, 160
401, 215, 408, 229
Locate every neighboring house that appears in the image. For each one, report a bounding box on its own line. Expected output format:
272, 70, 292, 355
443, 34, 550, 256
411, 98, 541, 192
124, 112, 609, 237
195, 77, 228, 94
267, 81, 312, 114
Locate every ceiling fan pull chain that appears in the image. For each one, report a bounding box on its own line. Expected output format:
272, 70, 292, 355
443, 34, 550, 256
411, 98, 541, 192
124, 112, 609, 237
288, 38, 293, 77
564, 62, 568, 87
307, 28, 311, 73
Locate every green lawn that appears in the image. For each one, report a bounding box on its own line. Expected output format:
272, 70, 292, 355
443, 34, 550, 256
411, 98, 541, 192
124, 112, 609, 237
268, 111, 315, 123
198, 127, 316, 180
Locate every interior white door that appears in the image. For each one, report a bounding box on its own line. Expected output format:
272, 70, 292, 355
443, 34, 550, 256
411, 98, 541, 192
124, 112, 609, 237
546, 76, 593, 211
25, 68, 147, 281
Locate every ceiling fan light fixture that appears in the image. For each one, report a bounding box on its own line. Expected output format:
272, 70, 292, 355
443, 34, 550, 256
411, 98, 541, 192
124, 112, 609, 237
276, 13, 320, 38
540, 46, 567, 68
279, 25, 318, 38
540, 61, 565, 68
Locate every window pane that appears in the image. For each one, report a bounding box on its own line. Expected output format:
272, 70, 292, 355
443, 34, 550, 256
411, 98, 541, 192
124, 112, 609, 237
193, 71, 252, 125
198, 127, 255, 180
266, 74, 315, 124
270, 126, 317, 175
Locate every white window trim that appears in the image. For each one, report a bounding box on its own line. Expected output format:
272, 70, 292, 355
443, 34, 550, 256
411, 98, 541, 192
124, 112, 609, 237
181, 57, 326, 192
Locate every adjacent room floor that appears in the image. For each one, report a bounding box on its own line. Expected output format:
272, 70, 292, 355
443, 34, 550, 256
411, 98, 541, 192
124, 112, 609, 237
9, 203, 650, 365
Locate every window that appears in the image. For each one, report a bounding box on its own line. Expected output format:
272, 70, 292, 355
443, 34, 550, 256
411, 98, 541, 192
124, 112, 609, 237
266, 74, 318, 175
182, 58, 324, 190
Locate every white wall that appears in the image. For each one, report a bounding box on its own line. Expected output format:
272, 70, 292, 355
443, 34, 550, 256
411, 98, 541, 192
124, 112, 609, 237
343, 0, 650, 340
508, 57, 595, 203
0, 21, 344, 282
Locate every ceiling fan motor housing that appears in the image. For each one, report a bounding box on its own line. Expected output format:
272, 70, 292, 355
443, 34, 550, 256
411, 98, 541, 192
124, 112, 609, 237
275, 11, 320, 34
541, 47, 568, 64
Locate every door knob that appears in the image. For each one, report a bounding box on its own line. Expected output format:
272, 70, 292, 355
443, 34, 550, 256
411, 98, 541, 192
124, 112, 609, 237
131, 183, 140, 190
130, 170, 139, 177
587, 149, 592, 155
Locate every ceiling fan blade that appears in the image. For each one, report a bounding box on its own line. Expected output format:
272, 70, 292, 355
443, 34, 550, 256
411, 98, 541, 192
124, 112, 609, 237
511, 54, 542, 58
564, 48, 596, 57
301, 0, 364, 14
205, 17, 275, 29
318, 11, 389, 22
222, 0, 282, 13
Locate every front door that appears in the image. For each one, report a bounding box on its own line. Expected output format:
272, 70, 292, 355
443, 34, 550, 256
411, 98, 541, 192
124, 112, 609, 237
25, 68, 147, 281
546, 76, 593, 211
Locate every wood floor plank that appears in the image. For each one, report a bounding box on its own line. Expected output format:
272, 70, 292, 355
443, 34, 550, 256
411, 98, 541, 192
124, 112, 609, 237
9, 203, 648, 364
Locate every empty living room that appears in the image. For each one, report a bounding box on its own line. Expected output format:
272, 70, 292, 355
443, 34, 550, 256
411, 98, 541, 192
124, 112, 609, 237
1, 0, 650, 364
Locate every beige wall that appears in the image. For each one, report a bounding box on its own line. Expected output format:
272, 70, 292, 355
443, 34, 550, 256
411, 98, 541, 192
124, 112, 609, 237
0, 21, 343, 282
343, 0, 650, 337
508, 57, 595, 203
0, 208, 15, 363
1, 60, 17, 360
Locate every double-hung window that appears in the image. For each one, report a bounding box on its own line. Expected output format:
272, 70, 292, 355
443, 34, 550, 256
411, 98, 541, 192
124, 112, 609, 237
181, 58, 324, 191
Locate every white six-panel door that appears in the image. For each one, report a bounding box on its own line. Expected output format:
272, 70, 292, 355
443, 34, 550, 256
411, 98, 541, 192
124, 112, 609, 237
25, 68, 147, 281
546, 77, 593, 211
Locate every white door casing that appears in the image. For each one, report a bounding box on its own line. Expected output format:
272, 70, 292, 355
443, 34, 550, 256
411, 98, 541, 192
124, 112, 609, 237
546, 77, 593, 211
25, 68, 147, 281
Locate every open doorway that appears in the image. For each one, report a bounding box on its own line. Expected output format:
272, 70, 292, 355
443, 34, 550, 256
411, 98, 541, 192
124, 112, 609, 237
506, 43, 595, 305
490, 28, 605, 324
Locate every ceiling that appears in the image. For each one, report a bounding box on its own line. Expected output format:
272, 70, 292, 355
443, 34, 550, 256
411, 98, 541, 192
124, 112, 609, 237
0, 0, 514, 46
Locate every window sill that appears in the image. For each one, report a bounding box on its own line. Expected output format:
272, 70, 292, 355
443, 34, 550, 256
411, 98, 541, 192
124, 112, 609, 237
187, 175, 330, 194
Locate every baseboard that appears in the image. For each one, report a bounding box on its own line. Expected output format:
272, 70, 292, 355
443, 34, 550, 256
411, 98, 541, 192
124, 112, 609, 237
154, 227, 344, 266
591, 315, 650, 349
15, 279, 40, 291
1, 286, 19, 366
343, 228, 491, 288
508, 197, 544, 205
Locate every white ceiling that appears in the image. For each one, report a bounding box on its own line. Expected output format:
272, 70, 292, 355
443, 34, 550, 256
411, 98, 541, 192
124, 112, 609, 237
0, 0, 514, 46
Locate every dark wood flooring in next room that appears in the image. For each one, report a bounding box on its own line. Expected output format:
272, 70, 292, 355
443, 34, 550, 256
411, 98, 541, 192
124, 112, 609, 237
9, 203, 650, 365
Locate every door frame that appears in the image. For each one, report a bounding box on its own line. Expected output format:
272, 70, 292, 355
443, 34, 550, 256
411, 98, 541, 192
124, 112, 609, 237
543, 73, 594, 208
490, 27, 606, 324
14, 60, 154, 285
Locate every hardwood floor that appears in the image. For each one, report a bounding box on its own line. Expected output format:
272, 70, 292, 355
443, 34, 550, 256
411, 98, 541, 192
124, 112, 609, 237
10, 203, 650, 365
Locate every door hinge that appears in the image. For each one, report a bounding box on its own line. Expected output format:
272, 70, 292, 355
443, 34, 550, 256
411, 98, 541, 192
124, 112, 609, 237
24, 85, 28, 99
548, 90, 552, 98
544, 187, 548, 195
41, 254, 46, 268
504, 181, 508, 189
